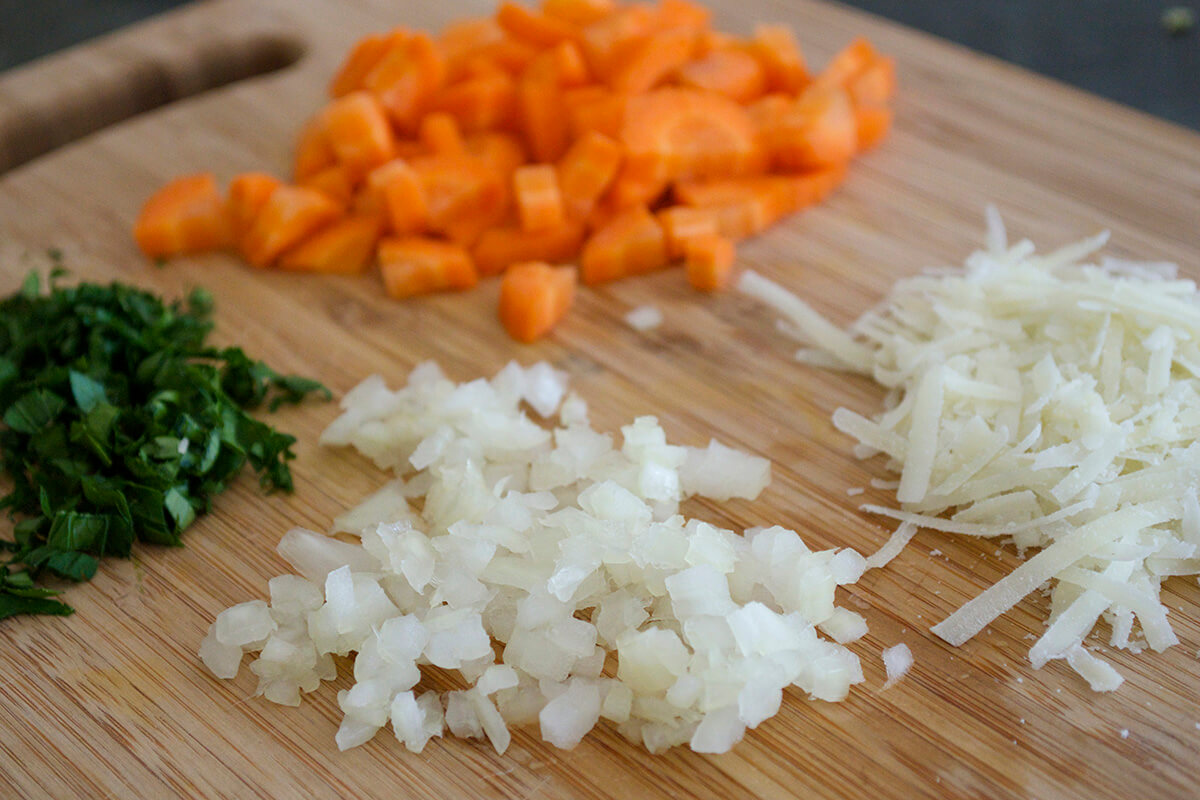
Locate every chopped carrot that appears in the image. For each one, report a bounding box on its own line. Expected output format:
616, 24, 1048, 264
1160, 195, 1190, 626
621, 88, 763, 183
496, 2, 580, 47
654, 0, 712, 30
277, 215, 382, 274
379, 237, 478, 297
365, 159, 429, 235
580, 205, 668, 284
465, 131, 528, 180
549, 40, 592, 87
678, 48, 767, 103
761, 84, 857, 170
604, 166, 668, 210
817, 37, 880, 90
541, 0, 615, 26
514, 164, 566, 231
565, 87, 628, 140
854, 106, 892, 151
558, 130, 623, 218
675, 176, 797, 238
750, 24, 809, 93
134, 173, 232, 258
428, 72, 518, 132
472, 220, 586, 275
578, 4, 656, 79
293, 118, 336, 181
468, 36, 542, 76
518, 71, 571, 163
364, 33, 445, 131
657, 204, 719, 259
608, 27, 695, 94
226, 172, 282, 243
411, 155, 507, 240
498, 261, 577, 342
847, 56, 897, 108
419, 112, 466, 155
240, 185, 342, 268
329, 29, 407, 97
684, 233, 735, 290
439, 18, 505, 74
320, 91, 396, 177
299, 165, 357, 208
787, 163, 848, 208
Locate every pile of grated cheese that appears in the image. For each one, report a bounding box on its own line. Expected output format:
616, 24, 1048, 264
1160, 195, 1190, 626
741, 208, 1200, 691
201, 362, 870, 755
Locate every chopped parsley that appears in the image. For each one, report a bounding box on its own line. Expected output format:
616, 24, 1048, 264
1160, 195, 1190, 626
0, 270, 329, 619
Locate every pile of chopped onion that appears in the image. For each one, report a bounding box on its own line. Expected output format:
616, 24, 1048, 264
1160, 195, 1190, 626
201, 362, 870, 755
741, 208, 1200, 691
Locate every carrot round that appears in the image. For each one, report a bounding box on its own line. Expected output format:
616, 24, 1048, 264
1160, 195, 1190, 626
498, 261, 577, 342
134, 173, 232, 259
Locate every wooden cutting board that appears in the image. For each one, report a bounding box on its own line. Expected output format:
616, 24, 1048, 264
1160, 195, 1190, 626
1, 2, 1198, 798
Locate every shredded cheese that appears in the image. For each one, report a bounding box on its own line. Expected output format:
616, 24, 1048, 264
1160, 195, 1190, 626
741, 209, 1200, 690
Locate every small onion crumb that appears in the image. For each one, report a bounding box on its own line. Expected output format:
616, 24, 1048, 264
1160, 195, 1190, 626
624, 305, 663, 331
881, 643, 914, 689
202, 361, 867, 756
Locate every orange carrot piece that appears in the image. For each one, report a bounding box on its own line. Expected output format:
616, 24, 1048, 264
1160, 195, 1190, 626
558, 130, 623, 218
518, 72, 571, 163
620, 88, 763, 183
468, 36, 543, 76
579, 205, 668, 284
787, 163, 848, 208
439, 18, 505, 73
604, 165, 667, 211
299, 165, 357, 208
541, 0, 615, 26
565, 87, 628, 140
364, 33, 445, 132
854, 105, 892, 151
429, 71, 518, 132
419, 112, 466, 155
293, 118, 336, 182
472, 220, 586, 276
678, 49, 767, 103
549, 40, 591, 87
578, 4, 656, 79
277, 215, 382, 274
329, 29, 407, 97
514, 164, 567, 232
750, 24, 809, 93
657, 204, 719, 259
379, 237, 478, 297
817, 37, 880, 89
465, 131, 528, 180
226, 172, 282, 244
320, 91, 396, 177
762, 84, 857, 170
496, 1, 579, 47
847, 56, 897, 108
411, 155, 507, 239
675, 176, 798, 238
654, 0, 712, 30
499, 261, 577, 342
366, 159, 429, 235
607, 27, 695, 94
134, 173, 232, 259
241, 186, 342, 268
684, 233, 735, 291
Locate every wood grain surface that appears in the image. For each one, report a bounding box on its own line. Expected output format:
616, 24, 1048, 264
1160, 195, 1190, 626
1, 1, 1198, 798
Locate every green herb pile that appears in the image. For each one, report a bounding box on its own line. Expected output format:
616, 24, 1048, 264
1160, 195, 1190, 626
0, 271, 329, 619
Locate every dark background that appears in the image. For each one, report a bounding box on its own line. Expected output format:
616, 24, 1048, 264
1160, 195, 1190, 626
0, 0, 1197, 130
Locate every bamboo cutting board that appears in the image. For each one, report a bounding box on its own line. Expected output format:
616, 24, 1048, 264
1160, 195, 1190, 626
1, 1, 1199, 798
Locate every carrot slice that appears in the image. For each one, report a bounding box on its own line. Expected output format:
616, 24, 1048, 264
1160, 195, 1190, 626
514, 164, 567, 232
299, 165, 357, 209
293, 118, 336, 181
541, 0, 615, 26
684, 233, 735, 291
277, 215, 382, 274
379, 237, 478, 298
134, 173, 232, 259
329, 29, 407, 97
320, 91, 396, 177
762, 84, 857, 170
496, 2, 579, 47
854, 105, 892, 151
241, 186, 342, 268
472, 220, 586, 276
498, 261, 577, 342
366, 159, 429, 235
657, 204, 719, 259
226, 172, 282, 244
750, 24, 809, 93
580, 205, 668, 284
678, 49, 767, 104
428, 72, 518, 132
558, 130, 623, 219
847, 56, 897, 108
419, 112, 466, 155
608, 27, 695, 94
620, 88, 762, 183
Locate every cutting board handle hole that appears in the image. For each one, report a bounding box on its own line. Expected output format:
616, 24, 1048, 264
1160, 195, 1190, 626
0, 32, 306, 174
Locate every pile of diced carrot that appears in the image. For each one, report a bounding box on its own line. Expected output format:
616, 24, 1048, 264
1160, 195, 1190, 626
133, 0, 894, 342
